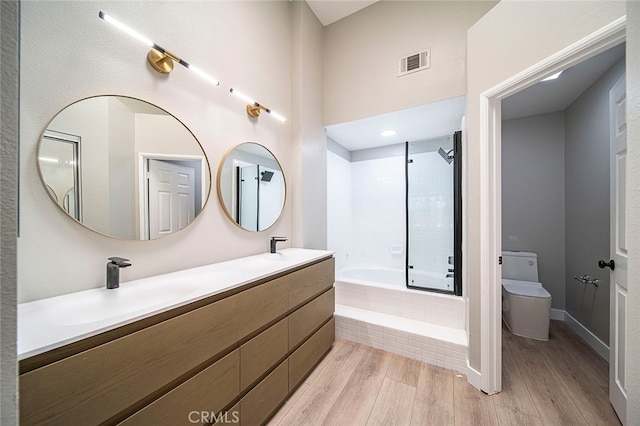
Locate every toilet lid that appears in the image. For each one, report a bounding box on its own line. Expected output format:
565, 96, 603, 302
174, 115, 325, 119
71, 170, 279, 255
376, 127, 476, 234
502, 279, 551, 298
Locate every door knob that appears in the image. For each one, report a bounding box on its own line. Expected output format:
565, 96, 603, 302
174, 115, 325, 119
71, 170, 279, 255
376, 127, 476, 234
598, 259, 615, 271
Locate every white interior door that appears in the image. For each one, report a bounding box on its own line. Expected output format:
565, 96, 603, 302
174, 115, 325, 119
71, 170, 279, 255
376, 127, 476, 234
608, 73, 627, 424
148, 159, 196, 239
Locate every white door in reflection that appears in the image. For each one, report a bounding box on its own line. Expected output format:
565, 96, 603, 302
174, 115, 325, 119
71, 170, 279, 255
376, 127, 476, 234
147, 159, 196, 239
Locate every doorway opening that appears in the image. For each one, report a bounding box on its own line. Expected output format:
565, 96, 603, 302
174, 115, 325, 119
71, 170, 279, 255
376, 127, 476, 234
500, 42, 626, 423
478, 16, 626, 416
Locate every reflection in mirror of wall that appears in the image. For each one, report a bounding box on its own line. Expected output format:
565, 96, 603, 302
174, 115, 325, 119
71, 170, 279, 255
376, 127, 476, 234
37, 95, 211, 240
217, 143, 286, 232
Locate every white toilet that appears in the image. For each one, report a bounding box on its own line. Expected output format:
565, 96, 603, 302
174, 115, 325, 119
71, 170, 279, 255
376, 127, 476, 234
501, 251, 552, 340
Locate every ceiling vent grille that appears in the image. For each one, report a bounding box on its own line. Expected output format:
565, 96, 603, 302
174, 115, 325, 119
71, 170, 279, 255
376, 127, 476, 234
398, 48, 431, 77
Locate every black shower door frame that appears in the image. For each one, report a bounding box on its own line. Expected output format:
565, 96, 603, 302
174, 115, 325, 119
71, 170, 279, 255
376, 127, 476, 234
405, 130, 462, 296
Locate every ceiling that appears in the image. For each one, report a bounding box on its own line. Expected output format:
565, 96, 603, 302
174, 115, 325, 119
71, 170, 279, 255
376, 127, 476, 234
326, 97, 465, 151
326, 43, 625, 152
305, 0, 379, 26
502, 43, 625, 120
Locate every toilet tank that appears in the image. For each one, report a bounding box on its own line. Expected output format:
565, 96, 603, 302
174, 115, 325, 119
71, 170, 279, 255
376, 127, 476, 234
502, 251, 539, 282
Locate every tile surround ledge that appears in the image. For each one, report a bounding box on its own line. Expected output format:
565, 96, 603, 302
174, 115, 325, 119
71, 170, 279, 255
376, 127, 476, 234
18, 248, 334, 360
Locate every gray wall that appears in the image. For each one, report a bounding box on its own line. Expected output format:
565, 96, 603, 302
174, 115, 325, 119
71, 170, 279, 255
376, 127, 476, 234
565, 57, 625, 345
1, 1, 19, 422
502, 112, 566, 309
502, 57, 625, 345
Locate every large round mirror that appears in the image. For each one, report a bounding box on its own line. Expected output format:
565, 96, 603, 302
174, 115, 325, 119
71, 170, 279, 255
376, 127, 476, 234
217, 143, 286, 232
37, 95, 211, 240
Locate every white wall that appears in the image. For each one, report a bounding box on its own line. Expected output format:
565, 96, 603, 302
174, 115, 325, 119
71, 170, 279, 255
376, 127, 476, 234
351, 153, 406, 269
327, 148, 351, 271
323, 1, 497, 126
19, 1, 295, 302
467, 0, 626, 382
328, 139, 454, 276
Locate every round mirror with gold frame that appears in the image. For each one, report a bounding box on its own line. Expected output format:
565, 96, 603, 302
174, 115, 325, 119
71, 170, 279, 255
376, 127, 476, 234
217, 142, 286, 232
37, 95, 211, 240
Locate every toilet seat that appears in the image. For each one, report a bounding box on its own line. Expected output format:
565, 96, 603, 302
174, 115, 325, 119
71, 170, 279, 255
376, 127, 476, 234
502, 279, 551, 299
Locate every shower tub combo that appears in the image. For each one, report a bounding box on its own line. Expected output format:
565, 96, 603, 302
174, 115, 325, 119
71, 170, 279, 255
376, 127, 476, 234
328, 132, 467, 373
334, 264, 467, 373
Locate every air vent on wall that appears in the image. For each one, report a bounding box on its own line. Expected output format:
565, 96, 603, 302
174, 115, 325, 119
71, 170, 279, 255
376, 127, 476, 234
398, 48, 431, 77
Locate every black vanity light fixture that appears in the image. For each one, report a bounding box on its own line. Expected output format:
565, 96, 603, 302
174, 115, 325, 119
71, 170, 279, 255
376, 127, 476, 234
99, 11, 287, 124
229, 88, 287, 123
98, 11, 220, 86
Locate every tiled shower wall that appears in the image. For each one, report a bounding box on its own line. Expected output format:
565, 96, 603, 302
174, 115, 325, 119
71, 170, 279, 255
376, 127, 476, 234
327, 151, 352, 271
328, 143, 454, 273
350, 155, 406, 269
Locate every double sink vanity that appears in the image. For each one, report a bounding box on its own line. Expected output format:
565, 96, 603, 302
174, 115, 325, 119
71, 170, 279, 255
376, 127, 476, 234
23, 93, 333, 425
19, 249, 335, 425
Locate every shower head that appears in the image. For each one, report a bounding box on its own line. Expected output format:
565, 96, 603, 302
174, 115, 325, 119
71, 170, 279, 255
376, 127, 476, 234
438, 147, 454, 164
261, 170, 274, 182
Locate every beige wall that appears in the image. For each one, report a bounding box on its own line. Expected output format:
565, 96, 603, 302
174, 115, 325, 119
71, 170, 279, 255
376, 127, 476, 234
466, 0, 626, 379
323, 1, 497, 126
291, 0, 326, 249
19, 1, 295, 302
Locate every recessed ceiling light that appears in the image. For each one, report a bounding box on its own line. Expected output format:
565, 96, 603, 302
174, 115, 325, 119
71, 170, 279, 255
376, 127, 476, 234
380, 130, 397, 137
541, 71, 562, 82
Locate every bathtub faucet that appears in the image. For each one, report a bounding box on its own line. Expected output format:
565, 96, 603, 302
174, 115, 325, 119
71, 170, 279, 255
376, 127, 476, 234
270, 237, 287, 253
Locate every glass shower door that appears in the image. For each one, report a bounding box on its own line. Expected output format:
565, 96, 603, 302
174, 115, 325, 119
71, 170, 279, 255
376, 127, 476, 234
406, 134, 459, 293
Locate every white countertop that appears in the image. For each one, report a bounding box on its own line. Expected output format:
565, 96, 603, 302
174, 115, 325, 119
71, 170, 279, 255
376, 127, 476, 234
18, 248, 333, 360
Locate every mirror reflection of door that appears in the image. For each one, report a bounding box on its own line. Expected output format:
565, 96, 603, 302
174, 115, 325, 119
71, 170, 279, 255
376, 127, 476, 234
146, 159, 197, 239
237, 163, 259, 231
38, 96, 211, 240
234, 162, 284, 232
39, 130, 81, 221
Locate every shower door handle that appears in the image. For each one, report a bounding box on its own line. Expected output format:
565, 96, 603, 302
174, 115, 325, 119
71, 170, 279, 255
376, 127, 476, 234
598, 259, 615, 271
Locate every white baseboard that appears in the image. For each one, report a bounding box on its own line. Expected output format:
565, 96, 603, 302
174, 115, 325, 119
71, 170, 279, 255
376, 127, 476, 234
466, 361, 483, 391
553, 309, 609, 362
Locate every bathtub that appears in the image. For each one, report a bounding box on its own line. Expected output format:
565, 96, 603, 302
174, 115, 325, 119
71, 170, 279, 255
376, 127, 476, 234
339, 265, 454, 292
334, 264, 468, 373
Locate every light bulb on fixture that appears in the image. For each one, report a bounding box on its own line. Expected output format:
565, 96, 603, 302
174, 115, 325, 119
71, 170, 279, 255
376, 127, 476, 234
541, 71, 563, 82
230, 88, 287, 123
98, 11, 219, 86
380, 130, 397, 137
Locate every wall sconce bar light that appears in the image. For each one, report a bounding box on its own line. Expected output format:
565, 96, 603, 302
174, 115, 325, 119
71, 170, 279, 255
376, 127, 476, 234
230, 88, 287, 123
98, 11, 219, 86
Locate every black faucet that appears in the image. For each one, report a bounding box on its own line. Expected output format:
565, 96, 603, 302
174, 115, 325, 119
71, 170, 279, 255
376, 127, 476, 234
270, 237, 287, 254
106, 257, 131, 289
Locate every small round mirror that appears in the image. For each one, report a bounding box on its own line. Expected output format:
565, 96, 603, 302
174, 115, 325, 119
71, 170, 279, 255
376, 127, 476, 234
37, 95, 211, 240
217, 143, 286, 231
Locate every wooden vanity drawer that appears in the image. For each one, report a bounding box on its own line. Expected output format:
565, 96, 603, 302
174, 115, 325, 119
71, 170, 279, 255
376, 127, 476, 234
213, 403, 240, 425
240, 359, 288, 426
288, 257, 335, 310
240, 318, 288, 392
289, 317, 335, 390
120, 349, 239, 425
19, 295, 239, 426
289, 287, 335, 350
237, 274, 288, 341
